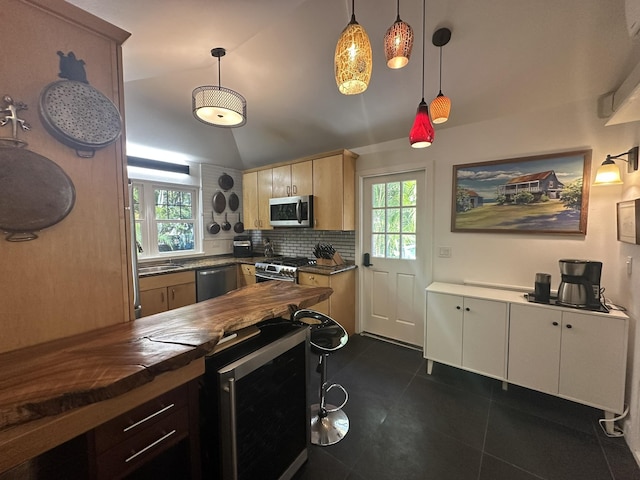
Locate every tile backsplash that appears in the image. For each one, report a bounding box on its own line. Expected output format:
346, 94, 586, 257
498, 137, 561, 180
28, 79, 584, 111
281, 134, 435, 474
248, 229, 355, 261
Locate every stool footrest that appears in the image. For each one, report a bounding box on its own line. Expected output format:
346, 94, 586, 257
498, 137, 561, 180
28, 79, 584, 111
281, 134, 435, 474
324, 383, 348, 412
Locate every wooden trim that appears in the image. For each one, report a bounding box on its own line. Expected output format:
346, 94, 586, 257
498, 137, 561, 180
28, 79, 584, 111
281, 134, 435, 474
242, 149, 358, 174
22, 0, 131, 44
0, 359, 204, 474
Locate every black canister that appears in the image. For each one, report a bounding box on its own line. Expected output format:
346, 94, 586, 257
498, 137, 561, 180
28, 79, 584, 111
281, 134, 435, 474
534, 273, 551, 303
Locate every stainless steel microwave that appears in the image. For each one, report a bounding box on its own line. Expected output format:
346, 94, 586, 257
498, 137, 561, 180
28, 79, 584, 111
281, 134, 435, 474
269, 195, 313, 227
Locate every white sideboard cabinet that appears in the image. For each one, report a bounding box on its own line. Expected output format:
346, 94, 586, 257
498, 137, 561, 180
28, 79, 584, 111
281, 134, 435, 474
426, 292, 508, 379
509, 303, 627, 414
425, 282, 629, 424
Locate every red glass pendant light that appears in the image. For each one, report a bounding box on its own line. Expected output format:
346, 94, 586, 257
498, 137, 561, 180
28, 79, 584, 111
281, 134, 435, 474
409, 0, 434, 148
410, 99, 434, 148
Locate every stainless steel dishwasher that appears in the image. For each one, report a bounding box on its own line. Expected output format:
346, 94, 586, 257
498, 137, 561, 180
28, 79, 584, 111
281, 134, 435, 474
196, 265, 237, 302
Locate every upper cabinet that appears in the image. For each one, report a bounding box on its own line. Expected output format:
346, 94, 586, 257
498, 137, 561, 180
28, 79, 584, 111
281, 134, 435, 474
272, 161, 313, 198
312, 152, 356, 231
243, 149, 357, 231
242, 169, 273, 230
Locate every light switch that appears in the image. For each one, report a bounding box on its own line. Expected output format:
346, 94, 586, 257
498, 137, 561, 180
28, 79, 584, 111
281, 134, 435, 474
438, 247, 452, 258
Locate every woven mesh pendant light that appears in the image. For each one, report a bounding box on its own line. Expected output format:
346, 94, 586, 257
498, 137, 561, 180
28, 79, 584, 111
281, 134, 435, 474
192, 48, 246, 127
335, 0, 372, 95
409, 0, 434, 148
384, 0, 414, 69
429, 28, 451, 124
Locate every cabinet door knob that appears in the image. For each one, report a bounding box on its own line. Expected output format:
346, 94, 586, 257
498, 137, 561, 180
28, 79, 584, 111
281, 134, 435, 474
465, 307, 470, 312
456, 306, 461, 310
287, 185, 291, 196
552, 321, 559, 326
566, 324, 573, 329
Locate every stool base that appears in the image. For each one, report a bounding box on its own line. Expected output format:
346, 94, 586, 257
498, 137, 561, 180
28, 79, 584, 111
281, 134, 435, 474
310, 403, 349, 446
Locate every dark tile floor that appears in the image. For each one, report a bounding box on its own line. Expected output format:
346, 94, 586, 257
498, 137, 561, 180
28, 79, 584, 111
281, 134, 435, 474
293, 334, 640, 480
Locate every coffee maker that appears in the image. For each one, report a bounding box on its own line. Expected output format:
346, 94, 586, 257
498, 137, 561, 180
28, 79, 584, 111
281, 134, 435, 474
556, 259, 602, 309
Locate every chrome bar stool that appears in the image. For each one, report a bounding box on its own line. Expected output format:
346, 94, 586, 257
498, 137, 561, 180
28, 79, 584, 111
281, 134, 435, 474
293, 309, 349, 446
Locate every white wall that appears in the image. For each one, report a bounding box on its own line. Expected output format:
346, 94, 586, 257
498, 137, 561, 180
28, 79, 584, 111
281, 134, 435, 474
354, 96, 640, 458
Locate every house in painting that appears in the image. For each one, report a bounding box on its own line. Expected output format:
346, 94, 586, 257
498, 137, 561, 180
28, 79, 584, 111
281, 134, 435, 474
457, 188, 484, 211
497, 170, 564, 201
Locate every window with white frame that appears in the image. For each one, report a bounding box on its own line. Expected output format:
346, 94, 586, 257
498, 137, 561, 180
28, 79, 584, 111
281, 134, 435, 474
133, 181, 199, 257
371, 179, 417, 260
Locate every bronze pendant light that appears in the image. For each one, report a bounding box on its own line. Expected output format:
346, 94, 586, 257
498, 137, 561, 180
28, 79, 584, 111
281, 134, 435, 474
384, 0, 414, 69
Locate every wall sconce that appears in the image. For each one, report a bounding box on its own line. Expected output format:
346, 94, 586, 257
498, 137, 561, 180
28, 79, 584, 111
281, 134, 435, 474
593, 146, 639, 185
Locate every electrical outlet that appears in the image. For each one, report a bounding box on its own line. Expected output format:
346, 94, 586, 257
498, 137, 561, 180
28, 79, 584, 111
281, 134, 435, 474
438, 247, 452, 258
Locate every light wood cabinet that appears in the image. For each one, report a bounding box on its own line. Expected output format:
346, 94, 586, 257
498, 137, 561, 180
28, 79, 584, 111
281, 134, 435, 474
272, 161, 313, 197
139, 271, 196, 317
509, 303, 627, 413
426, 292, 508, 379
242, 169, 272, 230
237, 264, 256, 287
298, 269, 355, 335
312, 152, 356, 230
242, 149, 357, 231
1, 0, 132, 354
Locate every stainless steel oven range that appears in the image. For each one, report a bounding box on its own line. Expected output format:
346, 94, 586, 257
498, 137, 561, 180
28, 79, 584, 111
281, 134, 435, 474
254, 257, 316, 283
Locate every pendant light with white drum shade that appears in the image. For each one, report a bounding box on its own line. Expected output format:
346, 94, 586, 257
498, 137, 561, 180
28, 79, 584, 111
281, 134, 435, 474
192, 48, 247, 127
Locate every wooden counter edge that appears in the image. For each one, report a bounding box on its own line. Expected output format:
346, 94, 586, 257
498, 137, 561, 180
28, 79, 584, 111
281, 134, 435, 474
0, 358, 204, 474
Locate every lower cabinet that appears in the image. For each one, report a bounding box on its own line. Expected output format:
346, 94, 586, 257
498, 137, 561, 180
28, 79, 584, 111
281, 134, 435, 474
88, 381, 201, 479
298, 268, 356, 335
509, 303, 628, 413
425, 292, 508, 379
425, 282, 629, 418
139, 272, 196, 317
237, 263, 256, 287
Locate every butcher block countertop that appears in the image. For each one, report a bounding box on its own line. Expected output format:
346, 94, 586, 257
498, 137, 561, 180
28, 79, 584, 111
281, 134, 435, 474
0, 281, 332, 473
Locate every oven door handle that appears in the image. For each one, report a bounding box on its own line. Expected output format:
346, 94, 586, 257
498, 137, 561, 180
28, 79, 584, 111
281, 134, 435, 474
225, 377, 239, 480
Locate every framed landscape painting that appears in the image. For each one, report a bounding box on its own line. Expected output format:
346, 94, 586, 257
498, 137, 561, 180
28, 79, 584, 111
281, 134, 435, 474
451, 150, 591, 235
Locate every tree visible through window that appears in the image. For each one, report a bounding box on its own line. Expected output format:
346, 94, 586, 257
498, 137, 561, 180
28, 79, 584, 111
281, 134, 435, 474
371, 180, 416, 259
133, 182, 197, 256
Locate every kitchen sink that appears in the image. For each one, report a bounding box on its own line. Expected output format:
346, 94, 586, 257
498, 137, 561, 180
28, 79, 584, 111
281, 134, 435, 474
138, 264, 183, 274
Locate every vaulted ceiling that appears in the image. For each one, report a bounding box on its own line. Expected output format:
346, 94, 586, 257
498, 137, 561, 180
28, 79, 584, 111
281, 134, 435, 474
68, 0, 640, 169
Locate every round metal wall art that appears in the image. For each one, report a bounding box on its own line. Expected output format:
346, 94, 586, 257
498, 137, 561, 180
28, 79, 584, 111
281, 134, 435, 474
39, 80, 122, 157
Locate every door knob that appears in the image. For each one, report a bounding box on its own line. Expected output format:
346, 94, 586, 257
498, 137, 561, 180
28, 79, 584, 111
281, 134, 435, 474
363, 253, 374, 267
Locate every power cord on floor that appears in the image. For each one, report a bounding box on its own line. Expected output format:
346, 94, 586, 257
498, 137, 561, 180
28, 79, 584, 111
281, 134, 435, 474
599, 404, 629, 437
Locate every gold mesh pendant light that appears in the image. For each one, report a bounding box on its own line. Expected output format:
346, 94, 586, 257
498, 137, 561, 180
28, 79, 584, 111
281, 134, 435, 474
429, 28, 451, 124
335, 0, 372, 95
384, 0, 414, 69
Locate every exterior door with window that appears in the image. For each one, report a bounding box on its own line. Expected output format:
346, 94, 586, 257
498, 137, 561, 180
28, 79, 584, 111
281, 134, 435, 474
362, 172, 427, 346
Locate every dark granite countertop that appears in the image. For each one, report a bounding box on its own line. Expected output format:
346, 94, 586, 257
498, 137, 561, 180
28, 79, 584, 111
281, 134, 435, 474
139, 255, 357, 277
